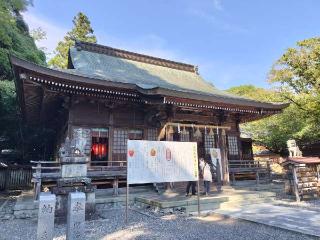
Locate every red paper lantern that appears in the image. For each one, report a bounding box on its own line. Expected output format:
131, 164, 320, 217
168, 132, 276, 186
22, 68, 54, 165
92, 144, 99, 155
92, 143, 107, 157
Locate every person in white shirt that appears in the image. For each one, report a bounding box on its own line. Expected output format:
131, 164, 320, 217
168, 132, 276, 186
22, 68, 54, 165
199, 158, 212, 195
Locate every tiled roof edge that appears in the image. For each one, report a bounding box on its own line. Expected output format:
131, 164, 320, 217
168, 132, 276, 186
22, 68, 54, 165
74, 40, 197, 73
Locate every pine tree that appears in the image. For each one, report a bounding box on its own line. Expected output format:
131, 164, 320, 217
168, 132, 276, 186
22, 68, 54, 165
48, 12, 97, 69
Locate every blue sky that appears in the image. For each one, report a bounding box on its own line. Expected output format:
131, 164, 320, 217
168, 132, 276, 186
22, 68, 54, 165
24, 0, 320, 90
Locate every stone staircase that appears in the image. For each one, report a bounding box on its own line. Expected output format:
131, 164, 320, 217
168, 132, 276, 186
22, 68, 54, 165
132, 182, 283, 214
12, 182, 285, 219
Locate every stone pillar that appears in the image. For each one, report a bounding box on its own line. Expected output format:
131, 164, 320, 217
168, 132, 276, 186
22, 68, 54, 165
37, 193, 56, 240
67, 192, 86, 240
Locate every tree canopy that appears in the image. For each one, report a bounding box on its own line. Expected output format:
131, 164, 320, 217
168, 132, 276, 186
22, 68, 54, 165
227, 84, 311, 155
269, 37, 320, 142
48, 12, 97, 69
227, 37, 320, 154
0, 0, 48, 163
0, 0, 46, 80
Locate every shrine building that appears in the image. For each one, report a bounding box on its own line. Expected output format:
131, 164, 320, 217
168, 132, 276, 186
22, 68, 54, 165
10, 41, 288, 185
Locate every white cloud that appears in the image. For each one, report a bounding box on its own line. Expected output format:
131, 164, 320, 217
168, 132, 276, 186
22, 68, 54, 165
186, 1, 247, 34
22, 12, 186, 64
213, 0, 223, 11
22, 12, 68, 59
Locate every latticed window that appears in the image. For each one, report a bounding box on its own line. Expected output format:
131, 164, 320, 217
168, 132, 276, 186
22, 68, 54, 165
147, 128, 158, 141
113, 129, 143, 154
204, 134, 215, 154
128, 129, 143, 140
113, 129, 128, 154
227, 135, 239, 156
180, 129, 190, 142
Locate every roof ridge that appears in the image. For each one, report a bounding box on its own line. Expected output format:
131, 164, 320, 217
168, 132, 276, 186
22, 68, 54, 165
74, 40, 197, 73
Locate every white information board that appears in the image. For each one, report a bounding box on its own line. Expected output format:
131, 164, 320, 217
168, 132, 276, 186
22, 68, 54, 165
127, 140, 199, 184
209, 148, 223, 181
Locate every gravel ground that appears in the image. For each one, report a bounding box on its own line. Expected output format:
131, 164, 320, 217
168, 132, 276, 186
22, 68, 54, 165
0, 208, 317, 240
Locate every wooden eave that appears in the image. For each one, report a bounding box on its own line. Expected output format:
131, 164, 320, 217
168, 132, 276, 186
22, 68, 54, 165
10, 55, 289, 124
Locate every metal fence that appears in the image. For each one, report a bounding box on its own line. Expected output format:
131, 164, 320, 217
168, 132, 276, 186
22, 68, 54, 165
0, 166, 33, 190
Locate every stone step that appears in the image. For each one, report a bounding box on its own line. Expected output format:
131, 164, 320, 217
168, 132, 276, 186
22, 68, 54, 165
185, 202, 221, 213
95, 185, 154, 196
135, 195, 229, 209
187, 194, 276, 214
219, 197, 275, 209
231, 184, 285, 193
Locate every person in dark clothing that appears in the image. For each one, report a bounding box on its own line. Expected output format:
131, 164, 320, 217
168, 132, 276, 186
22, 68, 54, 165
186, 181, 196, 196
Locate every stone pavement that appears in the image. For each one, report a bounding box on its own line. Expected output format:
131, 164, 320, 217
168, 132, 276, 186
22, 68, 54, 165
214, 202, 320, 237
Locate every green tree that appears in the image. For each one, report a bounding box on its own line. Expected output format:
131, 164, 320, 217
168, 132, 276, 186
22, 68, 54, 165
0, 0, 46, 80
269, 37, 320, 142
0, 81, 19, 149
0, 0, 49, 162
227, 85, 303, 154
48, 12, 97, 69
229, 37, 320, 154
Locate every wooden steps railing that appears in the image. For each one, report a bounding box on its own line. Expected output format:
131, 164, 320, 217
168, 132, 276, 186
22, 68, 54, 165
228, 159, 271, 184
291, 166, 319, 201
30, 160, 127, 199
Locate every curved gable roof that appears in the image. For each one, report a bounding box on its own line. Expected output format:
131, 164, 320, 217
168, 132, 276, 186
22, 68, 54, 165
67, 41, 287, 110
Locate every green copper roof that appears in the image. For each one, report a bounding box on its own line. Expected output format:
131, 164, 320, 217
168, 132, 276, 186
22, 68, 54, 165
68, 46, 251, 101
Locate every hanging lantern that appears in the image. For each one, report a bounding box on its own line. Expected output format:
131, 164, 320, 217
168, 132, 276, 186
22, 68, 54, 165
92, 144, 99, 155
98, 144, 106, 157
92, 143, 107, 157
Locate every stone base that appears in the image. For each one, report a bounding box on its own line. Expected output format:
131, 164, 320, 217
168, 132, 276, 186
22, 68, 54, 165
61, 164, 87, 178
55, 191, 96, 222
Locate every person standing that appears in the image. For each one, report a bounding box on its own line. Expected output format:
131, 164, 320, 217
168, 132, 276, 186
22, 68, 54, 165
199, 158, 212, 196
186, 181, 196, 196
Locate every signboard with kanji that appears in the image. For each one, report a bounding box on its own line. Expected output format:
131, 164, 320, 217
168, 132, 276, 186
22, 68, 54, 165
127, 140, 198, 184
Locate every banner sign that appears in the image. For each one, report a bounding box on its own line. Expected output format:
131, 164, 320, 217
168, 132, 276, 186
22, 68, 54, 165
127, 140, 198, 184
209, 148, 223, 181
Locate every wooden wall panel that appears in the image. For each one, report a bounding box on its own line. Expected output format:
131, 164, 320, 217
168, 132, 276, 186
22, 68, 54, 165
113, 108, 144, 127
69, 101, 110, 126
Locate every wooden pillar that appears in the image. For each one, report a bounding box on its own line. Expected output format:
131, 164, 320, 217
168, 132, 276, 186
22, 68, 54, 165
235, 115, 243, 160
108, 110, 114, 163
256, 171, 260, 185
34, 163, 42, 200
218, 128, 229, 185
113, 177, 119, 196
292, 167, 300, 202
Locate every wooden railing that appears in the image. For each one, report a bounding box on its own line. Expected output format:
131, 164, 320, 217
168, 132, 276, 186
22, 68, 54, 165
0, 165, 33, 190
228, 159, 271, 184
30, 160, 127, 199
30, 161, 60, 200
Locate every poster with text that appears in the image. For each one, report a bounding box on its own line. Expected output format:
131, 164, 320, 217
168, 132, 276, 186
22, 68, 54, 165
127, 140, 198, 184
209, 148, 223, 181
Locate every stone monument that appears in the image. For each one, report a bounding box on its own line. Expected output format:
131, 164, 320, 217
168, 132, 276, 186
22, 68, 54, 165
53, 137, 95, 221
37, 193, 56, 240
67, 192, 86, 240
